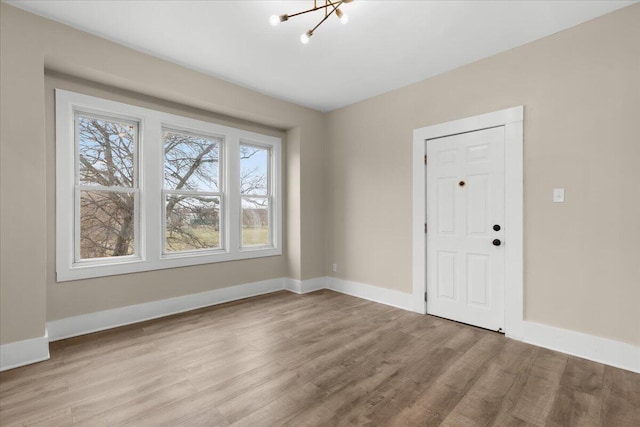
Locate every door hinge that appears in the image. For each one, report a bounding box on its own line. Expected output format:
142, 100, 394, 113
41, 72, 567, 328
424, 154, 427, 165
424, 292, 428, 302
424, 223, 427, 233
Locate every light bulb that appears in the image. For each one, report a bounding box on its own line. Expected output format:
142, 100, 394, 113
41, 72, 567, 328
336, 8, 349, 25
270, 15, 280, 27
300, 30, 312, 44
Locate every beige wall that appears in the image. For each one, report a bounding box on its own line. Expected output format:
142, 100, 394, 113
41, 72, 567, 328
2, 3, 639, 348
326, 4, 640, 346
0, 3, 326, 342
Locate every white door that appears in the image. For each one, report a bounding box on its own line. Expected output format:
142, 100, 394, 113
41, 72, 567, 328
426, 126, 505, 331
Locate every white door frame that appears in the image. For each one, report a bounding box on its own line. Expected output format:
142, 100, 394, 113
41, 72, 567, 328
412, 106, 524, 339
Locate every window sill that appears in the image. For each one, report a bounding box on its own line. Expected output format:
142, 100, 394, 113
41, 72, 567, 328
57, 247, 282, 282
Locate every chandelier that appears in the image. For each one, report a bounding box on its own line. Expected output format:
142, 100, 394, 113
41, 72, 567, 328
270, 0, 354, 44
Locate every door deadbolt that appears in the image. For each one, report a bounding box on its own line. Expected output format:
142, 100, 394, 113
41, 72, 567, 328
458, 181, 465, 187
493, 224, 501, 231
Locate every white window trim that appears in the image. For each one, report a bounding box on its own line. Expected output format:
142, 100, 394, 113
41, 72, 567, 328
56, 89, 282, 282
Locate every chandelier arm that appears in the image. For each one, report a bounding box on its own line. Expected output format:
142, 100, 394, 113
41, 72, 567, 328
328, 0, 341, 17
286, 1, 343, 19
310, 0, 344, 34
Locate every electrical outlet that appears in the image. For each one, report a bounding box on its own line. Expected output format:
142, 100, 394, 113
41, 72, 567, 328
332, 263, 338, 273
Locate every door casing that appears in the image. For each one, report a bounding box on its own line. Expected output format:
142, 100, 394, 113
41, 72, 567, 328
412, 106, 524, 339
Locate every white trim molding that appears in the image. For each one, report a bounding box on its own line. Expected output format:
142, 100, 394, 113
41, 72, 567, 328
47, 278, 285, 341
326, 277, 414, 311
522, 321, 640, 373
285, 277, 326, 294
0, 332, 50, 372
412, 106, 525, 338
4, 275, 637, 374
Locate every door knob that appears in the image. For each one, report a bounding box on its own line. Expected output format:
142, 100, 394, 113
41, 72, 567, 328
493, 224, 501, 231
492, 239, 501, 246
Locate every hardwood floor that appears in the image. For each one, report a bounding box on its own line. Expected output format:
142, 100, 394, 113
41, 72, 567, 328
1, 290, 638, 426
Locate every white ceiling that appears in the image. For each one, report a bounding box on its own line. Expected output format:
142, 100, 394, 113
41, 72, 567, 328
7, 0, 635, 112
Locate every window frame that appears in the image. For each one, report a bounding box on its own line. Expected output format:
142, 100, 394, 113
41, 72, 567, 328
161, 126, 225, 256
73, 110, 142, 265
56, 89, 282, 282
239, 141, 273, 250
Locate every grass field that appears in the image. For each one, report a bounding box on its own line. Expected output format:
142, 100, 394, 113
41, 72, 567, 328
242, 226, 269, 247
165, 225, 269, 252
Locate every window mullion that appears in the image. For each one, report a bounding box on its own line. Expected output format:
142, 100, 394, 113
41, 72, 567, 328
164, 189, 222, 197
227, 130, 241, 254
144, 115, 162, 263
76, 185, 139, 193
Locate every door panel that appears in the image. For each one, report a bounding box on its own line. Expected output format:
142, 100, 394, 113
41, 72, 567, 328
466, 174, 489, 236
437, 178, 457, 234
437, 251, 457, 300
426, 126, 505, 331
467, 253, 489, 307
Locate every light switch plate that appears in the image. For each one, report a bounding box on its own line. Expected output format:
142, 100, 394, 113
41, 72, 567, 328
553, 188, 565, 203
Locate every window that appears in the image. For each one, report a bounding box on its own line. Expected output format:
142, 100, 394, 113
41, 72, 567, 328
163, 129, 223, 253
240, 144, 271, 248
56, 90, 282, 281
76, 113, 139, 262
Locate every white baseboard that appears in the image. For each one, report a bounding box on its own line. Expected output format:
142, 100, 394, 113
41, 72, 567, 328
0, 331, 50, 372
285, 277, 326, 294
326, 277, 414, 311
47, 278, 285, 342
5, 276, 638, 375
522, 321, 640, 373
325, 277, 639, 373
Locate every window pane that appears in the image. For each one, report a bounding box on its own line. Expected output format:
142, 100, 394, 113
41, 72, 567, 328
80, 190, 135, 259
165, 195, 220, 252
240, 145, 268, 196
164, 130, 220, 192
77, 115, 136, 187
242, 197, 270, 247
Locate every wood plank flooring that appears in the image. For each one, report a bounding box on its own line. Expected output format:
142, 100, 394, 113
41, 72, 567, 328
1, 290, 639, 426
